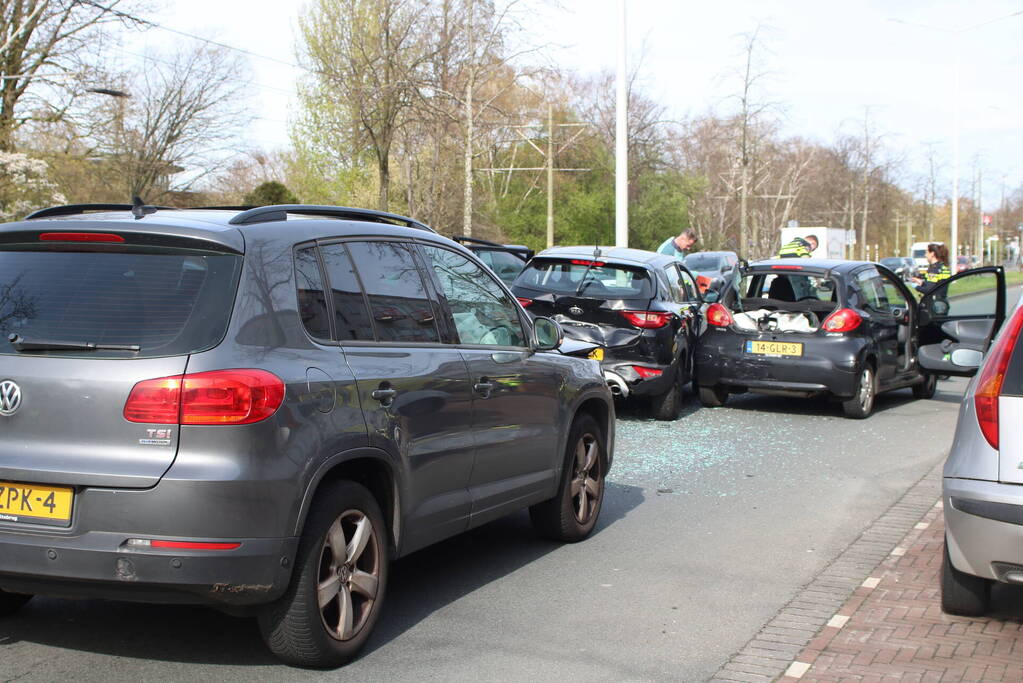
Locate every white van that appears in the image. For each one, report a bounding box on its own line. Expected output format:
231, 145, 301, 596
911, 241, 940, 272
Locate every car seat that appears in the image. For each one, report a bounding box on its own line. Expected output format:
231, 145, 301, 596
767, 276, 796, 302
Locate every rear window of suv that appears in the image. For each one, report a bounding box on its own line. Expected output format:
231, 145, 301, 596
516, 258, 653, 298
0, 247, 242, 358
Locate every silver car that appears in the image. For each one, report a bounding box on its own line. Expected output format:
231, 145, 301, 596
942, 290, 1023, 615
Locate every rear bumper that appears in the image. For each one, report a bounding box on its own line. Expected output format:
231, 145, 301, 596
601, 360, 675, 398
0, 529, 297, 607
695, 329, 865, 398
944, 477, 1023, 584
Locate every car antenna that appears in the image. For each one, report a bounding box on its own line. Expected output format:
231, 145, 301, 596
131, 195, 158, 220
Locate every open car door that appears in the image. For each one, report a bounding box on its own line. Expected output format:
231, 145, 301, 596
916, 266, 1006, 376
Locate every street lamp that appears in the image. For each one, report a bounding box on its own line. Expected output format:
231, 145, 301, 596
888, 10, 1023, 265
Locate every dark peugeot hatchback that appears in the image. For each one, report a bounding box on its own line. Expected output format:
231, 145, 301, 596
695, 259, 1006, 418
0, 203, 614, 668
511, 246, 704, 420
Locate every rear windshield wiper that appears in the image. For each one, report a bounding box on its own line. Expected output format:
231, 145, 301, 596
8, 334, 140, 352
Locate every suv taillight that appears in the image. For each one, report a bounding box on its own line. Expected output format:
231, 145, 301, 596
975, 307, 1023, 449
706, 303, 733, 327
821, 308, 862, 333
124, 369, 285, 425
620, 311, 673, 329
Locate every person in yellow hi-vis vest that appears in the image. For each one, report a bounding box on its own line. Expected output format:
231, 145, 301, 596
911, 243, 951, 294
776, 234, 818, 258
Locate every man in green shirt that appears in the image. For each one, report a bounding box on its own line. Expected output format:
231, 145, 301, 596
657, 229, 698, 260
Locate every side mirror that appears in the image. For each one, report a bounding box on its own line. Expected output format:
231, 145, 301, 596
532, 316, 564, 351
703, 290, 720, 303
932, 300, 950, 317
950, 348, 984, 369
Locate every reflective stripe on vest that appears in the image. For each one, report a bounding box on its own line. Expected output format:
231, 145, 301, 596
777, 240, 811, 258
924, 264, 951, 283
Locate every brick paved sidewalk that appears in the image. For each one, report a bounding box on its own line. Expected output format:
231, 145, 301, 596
781, 502, 1023, 682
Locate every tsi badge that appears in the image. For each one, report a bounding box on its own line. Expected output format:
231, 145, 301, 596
140, 428, 173, 446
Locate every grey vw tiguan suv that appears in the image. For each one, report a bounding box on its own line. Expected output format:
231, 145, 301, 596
0, 203, 614, 667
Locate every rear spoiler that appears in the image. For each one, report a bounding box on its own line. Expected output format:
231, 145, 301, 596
0, 224, 244, 254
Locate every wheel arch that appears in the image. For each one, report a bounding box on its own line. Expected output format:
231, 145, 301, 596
294, 448, 401, 554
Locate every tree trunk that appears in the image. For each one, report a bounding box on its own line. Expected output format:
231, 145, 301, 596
378, 153, 390, 212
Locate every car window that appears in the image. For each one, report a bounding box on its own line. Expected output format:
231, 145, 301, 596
0, 247, 242, 358
926, 270, 1000, 319
517, 258, 653, 298
662, 265, 684, 303
474, 249, 526, 285
855, 268, 888, 310
743, 273, 835, 303
678, 269, 699, 301
422, 245, 526, 347
345, 241, 440, 343
879, 271, 908, 309
295, 246, 332, 340
683, 253, 722, 271
319, 243, 374, 341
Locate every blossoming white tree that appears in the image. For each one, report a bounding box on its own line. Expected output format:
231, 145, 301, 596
0, 152, 65, 220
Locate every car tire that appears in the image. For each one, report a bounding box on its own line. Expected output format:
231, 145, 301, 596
259, 480, 389, 669
940, 538, 990, 617
649, 369, 683, 421
698, 385, 729, 408
842, 365, 876, 419
530, 414, 606, 543
0, 589, 31, 617
912, 372, 937, 400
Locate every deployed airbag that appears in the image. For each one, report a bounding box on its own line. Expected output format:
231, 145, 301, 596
732, 309, 817, 333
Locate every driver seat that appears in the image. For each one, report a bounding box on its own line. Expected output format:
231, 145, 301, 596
768, 276, 796, 302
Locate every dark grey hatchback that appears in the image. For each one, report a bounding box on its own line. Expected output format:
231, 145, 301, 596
0, 203, 614, 668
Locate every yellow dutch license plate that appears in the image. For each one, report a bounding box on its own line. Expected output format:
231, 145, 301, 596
588, 348, 605, 361
745, 340, 803, 357
0, 481, 74, 526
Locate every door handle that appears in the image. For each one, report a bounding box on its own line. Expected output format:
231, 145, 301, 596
473, 379, 495, 398
371, 387, 397, 406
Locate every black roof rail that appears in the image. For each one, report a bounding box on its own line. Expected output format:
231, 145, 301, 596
25, 203, 177, 220
451, 235, 502, 248
228, 204, 436, 232
188, 205, 255, 211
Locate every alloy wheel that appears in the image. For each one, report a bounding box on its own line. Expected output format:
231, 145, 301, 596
858, 367, 875, 413
317, 510, 381, 642
569, 433, 602, 524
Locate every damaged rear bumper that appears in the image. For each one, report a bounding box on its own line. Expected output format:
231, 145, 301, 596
695, 329, 865, 398
0, 530, 297, 607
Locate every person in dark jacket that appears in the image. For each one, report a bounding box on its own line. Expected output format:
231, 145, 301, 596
777, 234, 818, 258
911, 243, 951, 294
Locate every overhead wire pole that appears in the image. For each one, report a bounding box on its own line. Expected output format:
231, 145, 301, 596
615, 0, 628, 248
547, 104, 554, 248
951, 43, 960, 261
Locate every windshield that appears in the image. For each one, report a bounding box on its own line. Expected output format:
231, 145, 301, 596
515, 258, 653, 298
0, 247, 242, 357
912, 249, 927, 259
880, 258, 902, 268
684, 253, 724, 271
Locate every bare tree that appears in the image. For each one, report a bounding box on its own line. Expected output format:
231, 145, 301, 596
729, 26, 775, 258
90, 45, 250, 200
0, 0, 142, 151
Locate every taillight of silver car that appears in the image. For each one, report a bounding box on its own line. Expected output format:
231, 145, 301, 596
974, 307, 1023, 449
123, 369, 286, 425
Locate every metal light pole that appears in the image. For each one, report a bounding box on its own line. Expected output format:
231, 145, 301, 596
614, 0, 628, 248
951, 45, 960, 264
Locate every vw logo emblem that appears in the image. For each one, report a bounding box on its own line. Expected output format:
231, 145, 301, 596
568, 306, 584, 316
0, 380, 20, 416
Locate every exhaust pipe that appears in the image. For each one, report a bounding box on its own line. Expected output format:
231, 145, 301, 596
604, 371, 629, 398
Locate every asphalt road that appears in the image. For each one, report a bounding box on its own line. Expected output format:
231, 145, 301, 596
1, 380, 968, 682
